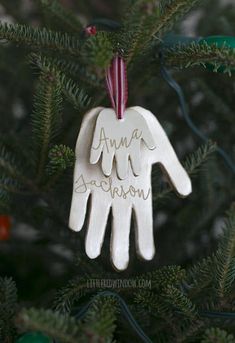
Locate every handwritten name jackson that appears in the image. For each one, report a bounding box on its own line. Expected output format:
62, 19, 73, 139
92, 127, 142, 153
75, 174, 150, 200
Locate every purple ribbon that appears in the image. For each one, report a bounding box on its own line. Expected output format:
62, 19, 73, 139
106, 56, 128, 119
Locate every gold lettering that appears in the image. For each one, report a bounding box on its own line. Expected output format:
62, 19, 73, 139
136, 188, 151, 200
75, 175, 88, 193
91, 127, 145, 154
92, 127, 110, 153
74, 174, 150, 201
132, 129, 142, 140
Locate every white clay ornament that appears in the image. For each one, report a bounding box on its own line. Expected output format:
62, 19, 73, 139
69, 55, 192, 271
69, 106, 192, 271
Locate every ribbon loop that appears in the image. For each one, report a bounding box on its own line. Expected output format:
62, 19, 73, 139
106, 56, 128, 120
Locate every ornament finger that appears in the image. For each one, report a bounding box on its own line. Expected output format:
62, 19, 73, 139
90, 143, 103, 164
85, 194, 111, 259
89, 115, 104, 164
141, 120, 156, 150
111, 203, 132, 271
133, 200, 155, 261
159, 159, 192, 197
115, 150, 129, 180
129, 147, 141, 176
69, 191, 90, 232
102, 150, 115, 176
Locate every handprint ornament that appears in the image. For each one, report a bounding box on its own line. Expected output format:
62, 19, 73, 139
69, 106, 192, 271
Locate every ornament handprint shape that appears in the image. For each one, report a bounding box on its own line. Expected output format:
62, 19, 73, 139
69, 107, 192, 271
90, 109, 156, 179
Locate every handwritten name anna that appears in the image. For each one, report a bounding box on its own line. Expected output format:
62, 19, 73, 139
92, 127, 142, 153
75, 174, 150, 201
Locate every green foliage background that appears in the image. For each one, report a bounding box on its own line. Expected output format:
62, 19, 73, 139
0, 0, 234, 342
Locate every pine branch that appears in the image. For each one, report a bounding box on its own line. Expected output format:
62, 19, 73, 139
141, 265, 186, 290
163, 42, 235, 75
186, 206, 235, 305
54, 277, 94, 314
186, 257, 214, 299
119, 0, 200, 63
117, 1, 160, 61
153, 141, 216, 202
31, 71, 63, 181
134, 288, 180, 341
134, 289, 174, 318
40, 0, 83, 33
81, 32, 114, 69
184, 141, 217, 176
177, 319, 206, 343
82, 296, 117, 341
35, 56, 101, 89
0, 278, 17, 320
134, 266, 191, 323
17, 298, 117, 343
59, 76, 92, 110
0, 22, 81, 57
214, 206, 235, 299
44, 145, 75, 190
202, 328, 235, 343
135, 289, 204, 343
47, 145, 75, 175
16, 309, 80, 343
135, 286, 197, 336
0, 278, 17, 342
54, 266, 185, 316
156, 0, 201, 38
31, 53, 92, 110
164, 285, 197, 318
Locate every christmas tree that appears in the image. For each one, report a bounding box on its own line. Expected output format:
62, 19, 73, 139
0, 0, 235, 342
